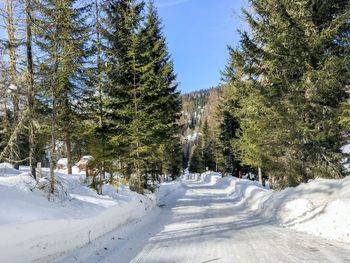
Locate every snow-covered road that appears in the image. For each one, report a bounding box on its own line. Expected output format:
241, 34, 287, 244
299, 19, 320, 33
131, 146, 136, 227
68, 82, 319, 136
56, 178, 350, 263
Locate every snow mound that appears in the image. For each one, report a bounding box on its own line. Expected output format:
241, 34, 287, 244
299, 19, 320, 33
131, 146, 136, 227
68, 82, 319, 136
193, 172, 350, 244
76, 155, 93, 166
0, 166, 177, 263
57, 158, 68, 166
0, 162, 22, 177
199, 171, 221, 184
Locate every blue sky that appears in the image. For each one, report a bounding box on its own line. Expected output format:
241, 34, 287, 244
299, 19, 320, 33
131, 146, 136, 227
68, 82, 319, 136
154, 0, 247, 93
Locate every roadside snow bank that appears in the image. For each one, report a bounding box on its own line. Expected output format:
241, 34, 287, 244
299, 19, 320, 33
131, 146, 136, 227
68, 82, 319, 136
199, 171, 221, 184
196, 172, 350, 244
156, 180, 181, 202
0, 162, 22, 177
262, 177, 350, 243
0, 166, 177, 263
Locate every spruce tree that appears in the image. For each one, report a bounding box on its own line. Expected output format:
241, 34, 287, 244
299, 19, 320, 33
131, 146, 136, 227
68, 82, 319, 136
103, 0, 181, 192
223, 0, 350, 187
216, 95, 241, 176
34, 0, 90, 181
202, 119, 216, 171
84, 0, 111, 194
139, 1, 181, 178
103, 0, 148, 192
189, 141, 205, 174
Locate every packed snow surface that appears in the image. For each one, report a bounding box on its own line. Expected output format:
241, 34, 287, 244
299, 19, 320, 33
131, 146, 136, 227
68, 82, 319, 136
57, 171, 350, 263
194, 172, 350, 244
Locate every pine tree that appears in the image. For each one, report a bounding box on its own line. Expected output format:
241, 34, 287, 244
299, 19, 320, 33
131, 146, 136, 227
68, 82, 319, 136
1, 0, 21, 169
216, 94, 241, 176
223, 0, 350, 187
103, 0, 181, 192
84, 0, 111, 194
26, 0, 36, 178
139, 1, 181, 178
189, 140, 205, 174
35, 0, 90, 195
202, 119, 216, 171
103, 0, 147, 192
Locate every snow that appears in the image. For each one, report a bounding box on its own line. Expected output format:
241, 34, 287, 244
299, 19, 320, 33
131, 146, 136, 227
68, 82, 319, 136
0, 162, 22, 177
57, 171, 350, 263
1, 166, 350, 262
341, 142, 350, 171
185, 132, 198, 142
341, 142, 350, 154
176, 171, 350, 244
0, 164, 176, 263
7, 84, 18, 93
76, 155, 93, 166
196, 173, 350, 244
57, 158, 68, 166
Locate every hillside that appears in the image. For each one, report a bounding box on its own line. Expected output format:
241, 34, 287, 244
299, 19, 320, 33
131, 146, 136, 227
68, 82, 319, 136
180, 87, 222, 166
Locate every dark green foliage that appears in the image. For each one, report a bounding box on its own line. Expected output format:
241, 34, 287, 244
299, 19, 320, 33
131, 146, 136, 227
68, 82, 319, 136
202, 119, 216, 171
216, 101, 241, 176
139, 1, 182, 177
163, 138, 183, 179
102, 0, 181, 192
102, 0, 144, 164
189, 141, 206, 174
0, 0, 182, 195
34, 0, 91, 171
222, 0, 350, 187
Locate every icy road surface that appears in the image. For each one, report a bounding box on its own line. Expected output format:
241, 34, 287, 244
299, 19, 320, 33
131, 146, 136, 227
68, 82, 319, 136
57, 179, 350, 263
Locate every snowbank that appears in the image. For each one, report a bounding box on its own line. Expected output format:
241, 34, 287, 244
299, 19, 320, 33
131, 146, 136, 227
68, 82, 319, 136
0, 165, 176, 263
199, 171, 221, 184
260, 177, 350, 243
191, 172, 350, 244
156, 181, 181, 202
0, 162, 22, 177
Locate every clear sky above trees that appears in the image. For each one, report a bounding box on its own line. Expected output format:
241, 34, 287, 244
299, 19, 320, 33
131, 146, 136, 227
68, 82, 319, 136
154, 0, 247, 93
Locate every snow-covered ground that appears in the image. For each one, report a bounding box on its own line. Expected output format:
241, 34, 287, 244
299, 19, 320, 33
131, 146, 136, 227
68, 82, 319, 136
1, 166, 350, 262
0, 163, 177, 263
218, 174, 350, 244
191, 172, 350, 244
56, 171, 350, 263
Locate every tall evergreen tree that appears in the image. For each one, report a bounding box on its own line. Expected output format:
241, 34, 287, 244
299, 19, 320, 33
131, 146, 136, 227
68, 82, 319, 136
189, 140, 205, 174
202, 119, 216, 171
103, 0, 181, 192
103, 0, 149, 192
223, 0, 350, 187
34, 0, 90, 188
216, 93, 241, 176
139, 1, 181, 178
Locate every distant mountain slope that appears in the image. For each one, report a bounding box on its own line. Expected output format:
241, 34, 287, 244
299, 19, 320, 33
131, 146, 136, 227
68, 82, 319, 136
180, 87, 222, 164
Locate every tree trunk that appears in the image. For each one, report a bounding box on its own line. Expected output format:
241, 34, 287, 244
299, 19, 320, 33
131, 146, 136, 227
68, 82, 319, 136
99, 163, 104, 195
26, 0, 36, 178
49, 1, 61, 199
66, 135, 72, 174
95, 0, 104, 194
258, 167, 266, 187
301, 162, 308, 183
49, 103, 56, 198
5, 0, 20, 169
